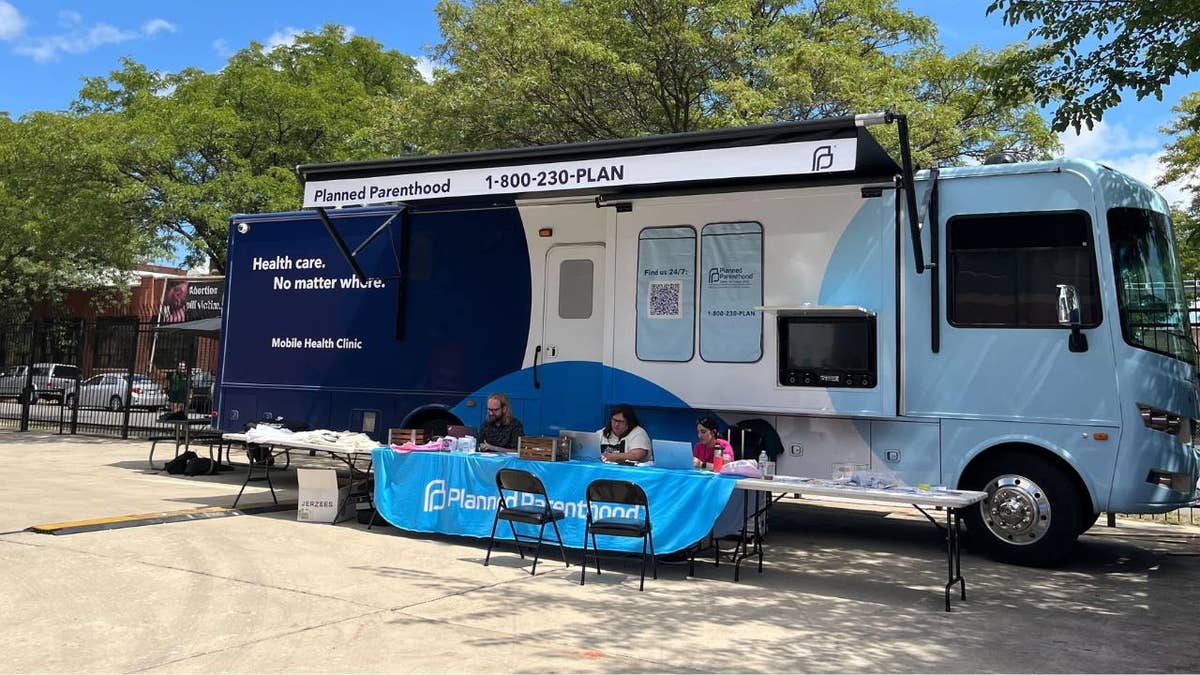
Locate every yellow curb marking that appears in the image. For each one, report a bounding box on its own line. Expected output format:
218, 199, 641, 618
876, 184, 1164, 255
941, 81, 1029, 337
30, 506, 231, 532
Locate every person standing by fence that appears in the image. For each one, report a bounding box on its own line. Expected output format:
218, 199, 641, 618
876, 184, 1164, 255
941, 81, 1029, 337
166, 361, 192, 418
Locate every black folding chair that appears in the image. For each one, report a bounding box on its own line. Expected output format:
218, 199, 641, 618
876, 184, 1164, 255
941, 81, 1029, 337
580, 479, 656, 591
484, 468, 570, 575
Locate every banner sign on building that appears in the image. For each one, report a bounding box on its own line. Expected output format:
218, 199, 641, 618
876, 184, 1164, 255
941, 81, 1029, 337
158, 277, 225, 325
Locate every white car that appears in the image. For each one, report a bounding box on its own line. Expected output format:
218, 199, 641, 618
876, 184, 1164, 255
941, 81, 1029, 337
64, 373, 169, 411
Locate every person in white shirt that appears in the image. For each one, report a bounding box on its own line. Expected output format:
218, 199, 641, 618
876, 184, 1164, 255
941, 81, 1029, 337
598, 403, 653, 464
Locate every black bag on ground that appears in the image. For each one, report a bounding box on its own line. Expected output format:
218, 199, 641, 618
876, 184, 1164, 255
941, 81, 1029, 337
184, 456, 215, 476
246, 443, 274, 466
164, 450, 198, 475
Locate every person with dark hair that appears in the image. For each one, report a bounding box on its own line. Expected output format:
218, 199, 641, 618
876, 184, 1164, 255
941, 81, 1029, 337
598, 403, 652, 464
478, 392, 524, 451
693, 416, 734, 470
165, 361, 192, 418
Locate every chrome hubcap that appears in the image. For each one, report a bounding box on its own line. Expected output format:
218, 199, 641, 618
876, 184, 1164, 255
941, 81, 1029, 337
980, 474, 1051, 545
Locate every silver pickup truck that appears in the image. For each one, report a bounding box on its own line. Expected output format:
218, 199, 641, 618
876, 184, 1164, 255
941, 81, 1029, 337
0, 363, 80, 403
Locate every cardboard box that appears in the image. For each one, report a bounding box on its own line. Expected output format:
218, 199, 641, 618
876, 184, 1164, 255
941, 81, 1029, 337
297, 468, 352, 523
518, 435, 570, 462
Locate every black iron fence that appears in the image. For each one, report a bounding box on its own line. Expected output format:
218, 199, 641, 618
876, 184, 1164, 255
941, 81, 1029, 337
0, 318, 219, 439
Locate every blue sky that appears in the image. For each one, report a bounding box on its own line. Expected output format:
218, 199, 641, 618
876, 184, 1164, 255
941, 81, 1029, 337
0, 0, 1195, 207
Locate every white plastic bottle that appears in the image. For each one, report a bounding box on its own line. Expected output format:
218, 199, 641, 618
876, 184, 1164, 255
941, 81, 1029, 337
759, 449, 774, 478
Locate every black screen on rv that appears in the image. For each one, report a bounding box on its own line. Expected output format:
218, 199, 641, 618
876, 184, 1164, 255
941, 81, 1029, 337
778, 316, 876, 387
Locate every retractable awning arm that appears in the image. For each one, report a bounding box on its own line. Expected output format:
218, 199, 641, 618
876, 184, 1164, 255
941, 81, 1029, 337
856, 112, 926, 275
310, 205, 406, 283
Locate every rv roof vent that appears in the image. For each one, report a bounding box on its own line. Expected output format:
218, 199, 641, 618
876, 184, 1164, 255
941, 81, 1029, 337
984, 152, 1018, 165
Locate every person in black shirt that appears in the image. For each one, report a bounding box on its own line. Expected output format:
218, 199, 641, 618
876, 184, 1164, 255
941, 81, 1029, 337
478, 392, 524, 451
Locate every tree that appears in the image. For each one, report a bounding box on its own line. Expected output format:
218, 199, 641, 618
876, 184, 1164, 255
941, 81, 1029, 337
1172, 203, 1200, 282
1161, 92, 1200, 200
986, 0, 1200, 133
0, 112, 163, 319
72, 25, 424, 272
412, 0, 1058, 166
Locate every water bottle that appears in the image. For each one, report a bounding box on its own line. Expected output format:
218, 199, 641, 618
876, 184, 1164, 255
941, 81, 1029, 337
758, 449, 773, 478
712, 449, 724, 473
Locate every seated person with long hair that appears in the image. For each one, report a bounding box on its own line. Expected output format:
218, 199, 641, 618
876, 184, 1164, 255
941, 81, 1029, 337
478, 392, 524, 451
598, 403, 652, 465
693, 416, 734, 470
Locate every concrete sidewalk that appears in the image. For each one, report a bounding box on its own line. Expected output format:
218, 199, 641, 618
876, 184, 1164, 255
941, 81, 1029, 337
2, 431, 1198, 673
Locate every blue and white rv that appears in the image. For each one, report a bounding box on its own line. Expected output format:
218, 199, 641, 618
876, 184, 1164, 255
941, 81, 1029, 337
218, 112, 1199, 565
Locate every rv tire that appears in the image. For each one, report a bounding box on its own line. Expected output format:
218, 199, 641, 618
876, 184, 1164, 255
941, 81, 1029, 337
962, 452, 1080, 567
1077, 510, 1101, 535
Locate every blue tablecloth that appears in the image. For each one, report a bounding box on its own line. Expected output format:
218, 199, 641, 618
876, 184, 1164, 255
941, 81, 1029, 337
372, 450, 740, 554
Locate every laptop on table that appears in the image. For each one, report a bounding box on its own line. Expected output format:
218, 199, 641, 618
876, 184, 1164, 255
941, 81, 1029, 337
560, 430, 602, 462
651, 440, 695, 470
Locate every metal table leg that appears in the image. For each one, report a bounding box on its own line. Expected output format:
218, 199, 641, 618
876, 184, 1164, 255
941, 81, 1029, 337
233, 443, 278, 508
732, 490, 766, 582
943, 507, 966, 611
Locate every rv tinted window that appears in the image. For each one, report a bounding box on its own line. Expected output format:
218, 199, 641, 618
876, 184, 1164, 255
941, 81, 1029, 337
636, 226, 696, 361
558, 259, 594, 319
948, 211, 1100, 328
700, 222, 763, 362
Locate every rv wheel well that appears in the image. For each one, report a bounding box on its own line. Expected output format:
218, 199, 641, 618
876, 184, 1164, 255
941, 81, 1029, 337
959, 442, 1095, 515
401, 406, 463, 438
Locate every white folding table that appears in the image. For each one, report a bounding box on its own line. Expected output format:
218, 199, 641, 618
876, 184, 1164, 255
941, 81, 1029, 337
711, 475, 987, 611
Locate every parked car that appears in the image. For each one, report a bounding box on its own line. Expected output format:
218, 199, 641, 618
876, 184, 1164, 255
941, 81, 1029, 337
64, 373, 168, 411
189, 369, 215, 413
0, 363, 80, 403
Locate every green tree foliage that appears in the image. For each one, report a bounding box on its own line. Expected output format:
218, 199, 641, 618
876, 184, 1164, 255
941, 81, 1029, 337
0, 113, 164, 318
1172, 203, 1200, 282
986, 0, 1200, 133
414, 0, 1058, 166
72, 25, 424, 273
1161, 92, 1200, 200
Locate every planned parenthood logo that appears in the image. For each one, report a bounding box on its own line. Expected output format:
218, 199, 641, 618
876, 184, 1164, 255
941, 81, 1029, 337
422, 479, 642, 520
811, 145, 834, 172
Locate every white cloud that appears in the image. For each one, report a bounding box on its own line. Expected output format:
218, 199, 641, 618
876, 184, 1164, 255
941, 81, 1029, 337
142, 19, 176, 36
415, 57, 434, 82
57, 10, 82, 27
11, 14, 177, 63
1058, 120, 1190, 207
264, 27, 301, 50
0, 1, 27, 41
212, 38, 232, 58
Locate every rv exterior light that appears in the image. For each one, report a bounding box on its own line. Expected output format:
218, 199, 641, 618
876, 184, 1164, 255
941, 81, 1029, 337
538, 227, 554, 237
236, 222, 250, 234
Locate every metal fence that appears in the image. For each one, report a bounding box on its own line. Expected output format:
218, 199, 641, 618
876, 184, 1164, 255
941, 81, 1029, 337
0, 318, 218, 439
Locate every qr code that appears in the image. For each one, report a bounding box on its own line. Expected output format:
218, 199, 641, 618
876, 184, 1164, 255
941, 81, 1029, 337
648, 281, 682, 318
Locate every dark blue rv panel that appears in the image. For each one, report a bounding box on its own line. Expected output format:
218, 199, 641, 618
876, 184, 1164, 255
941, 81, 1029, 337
218, 205, 531, 433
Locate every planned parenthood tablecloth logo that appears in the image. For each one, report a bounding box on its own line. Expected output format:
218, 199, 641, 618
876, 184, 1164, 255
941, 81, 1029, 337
374, 450, 738, 554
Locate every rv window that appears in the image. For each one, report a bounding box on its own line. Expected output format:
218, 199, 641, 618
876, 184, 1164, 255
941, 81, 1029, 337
948, 211, 1100, 328
1108, 207, 1196, 364
558, 259, 594, 319
700, 222, 763, 362
636, 226, 696, 362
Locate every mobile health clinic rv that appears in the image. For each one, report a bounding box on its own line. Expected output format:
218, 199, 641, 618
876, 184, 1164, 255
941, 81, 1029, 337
219, 112, 1199, 565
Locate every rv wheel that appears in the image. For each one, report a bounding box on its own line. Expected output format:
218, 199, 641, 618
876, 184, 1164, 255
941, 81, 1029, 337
962, 452, 1080, 567
422, 417, 452, 440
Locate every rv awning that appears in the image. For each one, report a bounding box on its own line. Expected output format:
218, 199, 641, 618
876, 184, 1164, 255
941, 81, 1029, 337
297, 114, 903, 208
156, 317, 221, 334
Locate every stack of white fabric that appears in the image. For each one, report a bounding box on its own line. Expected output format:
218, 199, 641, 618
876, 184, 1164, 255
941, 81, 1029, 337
243, 426, 380, 449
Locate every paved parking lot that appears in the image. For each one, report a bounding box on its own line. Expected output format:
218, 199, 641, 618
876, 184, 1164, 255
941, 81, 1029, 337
2, 431, 1198, 673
